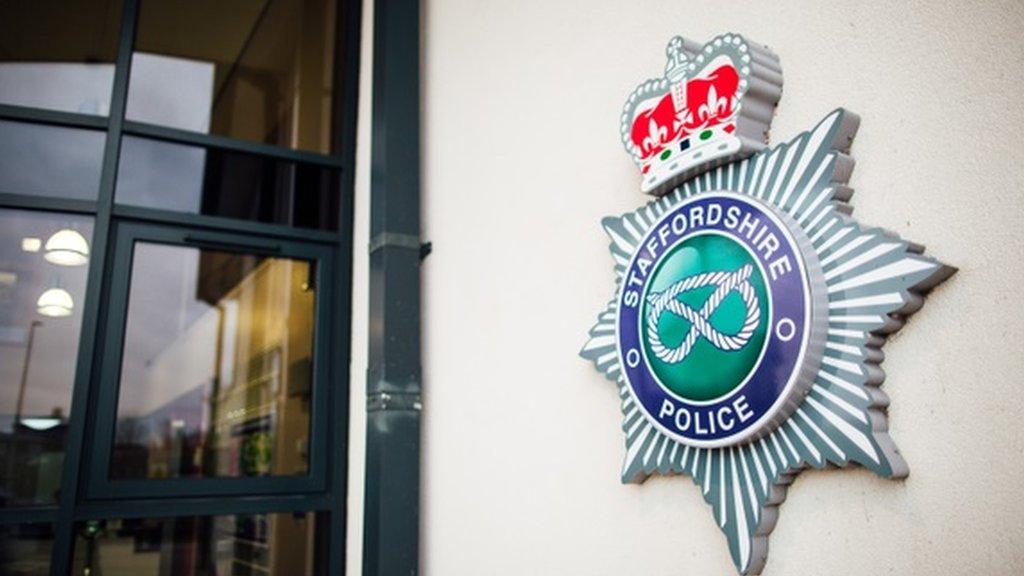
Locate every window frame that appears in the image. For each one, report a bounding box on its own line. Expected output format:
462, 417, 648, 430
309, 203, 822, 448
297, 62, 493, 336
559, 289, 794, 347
0, 0, 362, 574
84, 221, 335, 500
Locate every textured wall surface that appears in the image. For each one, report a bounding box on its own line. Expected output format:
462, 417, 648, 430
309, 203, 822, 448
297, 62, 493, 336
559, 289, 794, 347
348, 1, 1024, 574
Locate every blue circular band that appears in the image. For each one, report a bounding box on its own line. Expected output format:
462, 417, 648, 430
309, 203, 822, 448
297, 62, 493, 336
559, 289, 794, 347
617, 193, 809, 446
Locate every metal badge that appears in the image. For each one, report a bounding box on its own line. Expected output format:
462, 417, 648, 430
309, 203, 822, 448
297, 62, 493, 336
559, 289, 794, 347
581, 33, 954, 575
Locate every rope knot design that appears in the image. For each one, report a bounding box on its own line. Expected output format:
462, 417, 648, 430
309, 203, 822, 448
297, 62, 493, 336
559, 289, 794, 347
646, 264, 761, 364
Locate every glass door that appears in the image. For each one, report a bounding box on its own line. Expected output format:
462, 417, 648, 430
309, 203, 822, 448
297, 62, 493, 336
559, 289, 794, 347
87, 223, 333, 499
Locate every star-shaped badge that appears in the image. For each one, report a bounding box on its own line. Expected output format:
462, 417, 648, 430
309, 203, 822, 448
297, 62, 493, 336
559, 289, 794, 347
580, 33, 954, 574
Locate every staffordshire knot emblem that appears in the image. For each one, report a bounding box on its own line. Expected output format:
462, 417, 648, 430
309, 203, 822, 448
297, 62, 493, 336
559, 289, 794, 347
645, 263, 761, 364
582, 32, 954, 575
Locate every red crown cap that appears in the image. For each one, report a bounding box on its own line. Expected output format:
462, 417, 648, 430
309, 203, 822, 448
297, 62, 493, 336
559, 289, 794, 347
620, 34, 783, 195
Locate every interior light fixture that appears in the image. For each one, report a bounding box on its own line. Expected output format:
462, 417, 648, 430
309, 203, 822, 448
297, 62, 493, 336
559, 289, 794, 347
44, 229, 89, 266
20, 417, 62, 431
21, 237, 41, 252
37, 287, 74, 317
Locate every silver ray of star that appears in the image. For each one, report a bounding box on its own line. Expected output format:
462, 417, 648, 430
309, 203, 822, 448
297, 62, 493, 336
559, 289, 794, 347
580, 108, 954, 575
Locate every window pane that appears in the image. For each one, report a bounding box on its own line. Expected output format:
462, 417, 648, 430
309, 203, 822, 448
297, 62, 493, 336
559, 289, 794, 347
111, 243, 316, 480
0, 120, 105, 200
127, 0, 341, 154
0, 210, 93, 507
116, 136, 340, 231
0, 523, 54, 576
73, 513, 318, 576
0, 0, 122, 115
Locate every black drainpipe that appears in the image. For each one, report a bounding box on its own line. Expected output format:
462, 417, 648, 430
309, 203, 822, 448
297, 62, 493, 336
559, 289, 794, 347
364, 0, 425, 574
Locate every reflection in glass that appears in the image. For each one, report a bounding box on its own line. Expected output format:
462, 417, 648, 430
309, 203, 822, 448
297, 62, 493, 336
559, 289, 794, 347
43, 229, 91, 266
116, 136, 340, 231
0, 210, 93, 507
0, 0, 122, 115
36, 287, 75, 318
0, 121, 105, 200
0, 523, 54, 576
112, 243, 316, 480
73, 513, 317, 576
127, 0, 341, 154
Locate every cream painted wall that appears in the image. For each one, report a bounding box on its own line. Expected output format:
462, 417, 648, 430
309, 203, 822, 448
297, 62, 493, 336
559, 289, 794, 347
349, 1, 1024, 574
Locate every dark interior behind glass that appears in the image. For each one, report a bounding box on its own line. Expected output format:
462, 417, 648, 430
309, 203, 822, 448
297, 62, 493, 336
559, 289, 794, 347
0, 0, 123, 115
116, 136, 340, 231
128, 0, 340, 154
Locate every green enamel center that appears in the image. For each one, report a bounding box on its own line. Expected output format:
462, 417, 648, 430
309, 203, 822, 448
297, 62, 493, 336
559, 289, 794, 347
641, 234, 770, 402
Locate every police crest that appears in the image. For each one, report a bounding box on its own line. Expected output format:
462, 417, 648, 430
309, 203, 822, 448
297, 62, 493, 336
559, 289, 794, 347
580, 33, 954, 574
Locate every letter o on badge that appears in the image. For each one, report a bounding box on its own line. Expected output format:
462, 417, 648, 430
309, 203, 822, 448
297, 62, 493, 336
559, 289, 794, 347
671, 213, 687, 236
775, 318, 796, 342
625, 348, 641, 368
675, 407, 692, 431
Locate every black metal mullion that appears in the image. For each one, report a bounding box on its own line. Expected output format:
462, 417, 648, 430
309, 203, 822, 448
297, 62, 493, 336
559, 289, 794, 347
72, 493, 331, 521
111, 203, 342, 244
0, 193, 97, 215
87, 476, 327, 500
327, 0, 363, 571
123, 120, 346, 168
49, 0, 139, 573
0, 103, 109, 130
0, 507, 58, 525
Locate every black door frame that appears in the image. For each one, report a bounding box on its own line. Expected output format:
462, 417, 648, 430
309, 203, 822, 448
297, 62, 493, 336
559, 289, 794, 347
85, 221, 335, 500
